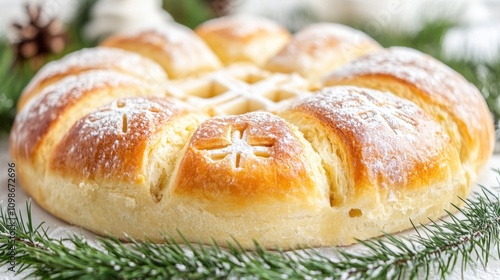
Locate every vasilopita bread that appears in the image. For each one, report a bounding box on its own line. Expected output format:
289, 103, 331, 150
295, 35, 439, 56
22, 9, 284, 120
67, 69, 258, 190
10, 15, 494, 249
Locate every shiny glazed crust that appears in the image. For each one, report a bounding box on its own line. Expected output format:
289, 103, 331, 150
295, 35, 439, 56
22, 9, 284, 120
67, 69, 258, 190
9, 16, 494, 249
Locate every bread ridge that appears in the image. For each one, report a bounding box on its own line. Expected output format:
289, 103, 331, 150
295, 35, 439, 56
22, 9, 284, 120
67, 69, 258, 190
10, 71, 159, 162
17, 47, 168, 110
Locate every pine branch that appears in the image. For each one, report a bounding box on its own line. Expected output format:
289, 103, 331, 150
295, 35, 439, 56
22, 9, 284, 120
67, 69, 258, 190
1, 186, 499, 280
0, 43, 33, 134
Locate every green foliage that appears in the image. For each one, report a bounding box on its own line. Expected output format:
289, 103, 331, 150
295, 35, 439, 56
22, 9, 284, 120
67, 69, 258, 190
1, 187, 499, 279
0, 44, 33, 133
65, 0, 99, 49
162, 0, 215, 29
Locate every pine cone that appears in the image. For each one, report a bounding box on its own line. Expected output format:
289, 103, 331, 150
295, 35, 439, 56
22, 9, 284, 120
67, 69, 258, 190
11, 4, 66, 65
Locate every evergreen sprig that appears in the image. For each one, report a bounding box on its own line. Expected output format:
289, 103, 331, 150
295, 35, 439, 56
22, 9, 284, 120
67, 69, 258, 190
0, 43, 34, 134
1, 186, 499, 280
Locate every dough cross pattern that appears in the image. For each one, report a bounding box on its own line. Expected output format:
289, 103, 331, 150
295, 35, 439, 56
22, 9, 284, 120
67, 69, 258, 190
358, 110, 376, 120
86, 101, 131, 133
117, 101, 129, 133
204, 128, 273, 168
358, 107, 416, 134
166, 65, 309, 115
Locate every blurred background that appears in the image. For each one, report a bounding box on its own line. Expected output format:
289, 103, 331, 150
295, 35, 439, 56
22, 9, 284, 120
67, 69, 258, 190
0, 0, 499, 134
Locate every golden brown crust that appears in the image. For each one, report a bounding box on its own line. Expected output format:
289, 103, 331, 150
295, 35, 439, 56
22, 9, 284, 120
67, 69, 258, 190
10, 71, 156, 162
264, 23, 381, 82
172, 112, 328, 211
280, 86, 463, 206
50, 97, 193, 183
101, 23, 222, 79
323, 47, 495, 178
195, 15, 291, 65
17, 47, 168, 110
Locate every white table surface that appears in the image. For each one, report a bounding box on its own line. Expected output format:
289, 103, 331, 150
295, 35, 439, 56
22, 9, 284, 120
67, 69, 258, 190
1, 135, 499, 279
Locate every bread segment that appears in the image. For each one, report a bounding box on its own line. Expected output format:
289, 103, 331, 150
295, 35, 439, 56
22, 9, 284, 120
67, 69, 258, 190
163, 112, 331, 248
195, 15, 291, 65
101, 23, 222, 79
38, 98, 207, 243
323, 47, 495, 183
281, 86, 465, 215
171, 112, 328, 212
10, 71, 162, 208
50, 97, 206, 189
265, 23, 381, 83
17, 47, 168, 110
10, 71, 158, 164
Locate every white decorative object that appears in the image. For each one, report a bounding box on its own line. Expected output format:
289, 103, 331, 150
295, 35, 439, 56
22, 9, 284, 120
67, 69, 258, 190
228, 0, 325, 31
0, 0, 79, 39
230, 0, 495, 34
230, 0, 500, 62
441, 0, 500, 62
84, 0, 172, 40
443, 22, 500, 62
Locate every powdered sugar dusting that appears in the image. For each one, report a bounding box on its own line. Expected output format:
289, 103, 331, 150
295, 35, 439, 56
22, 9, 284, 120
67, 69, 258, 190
293, 86, 449, 187
12, 71, 148, 159
23, 47, 167, 96
192, 112, 302, 169
139, 23, 221, 76
197, 15, 287, 38
54, 97, 190, 180
175, 111, 326, 201
18, 70, 145, 126
327, 47, 485, 132
299, 23, 379, 47
266, 23, 380, 77
145, 22, 198, 44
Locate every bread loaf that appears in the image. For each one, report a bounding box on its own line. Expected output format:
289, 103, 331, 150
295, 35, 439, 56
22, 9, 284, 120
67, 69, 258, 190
10, 16, 494, 249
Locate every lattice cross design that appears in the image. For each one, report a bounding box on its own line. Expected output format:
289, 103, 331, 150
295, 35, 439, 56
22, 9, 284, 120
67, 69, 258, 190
165, 65, 309, 115
203, 128, 273, 169
358, 107, 417, 134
